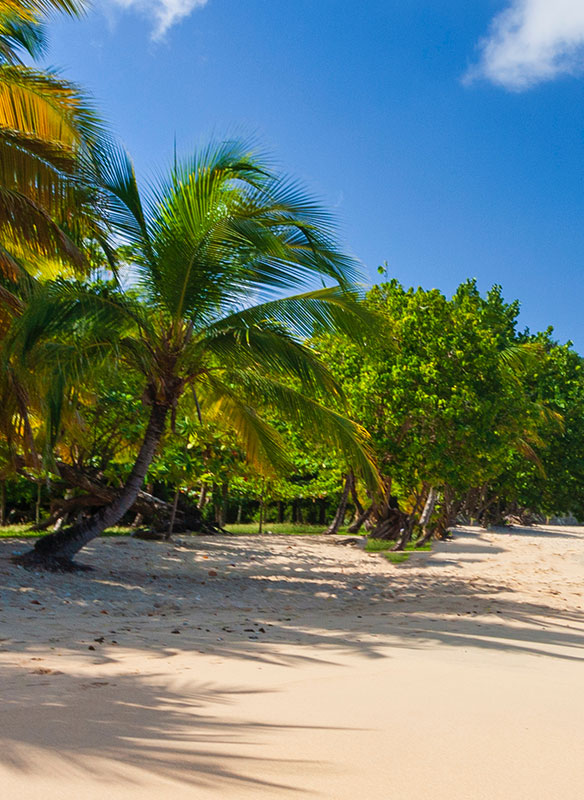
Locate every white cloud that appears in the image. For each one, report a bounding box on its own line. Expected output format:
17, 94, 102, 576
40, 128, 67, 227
108, 0, 209, 40
467, 0, 584, 90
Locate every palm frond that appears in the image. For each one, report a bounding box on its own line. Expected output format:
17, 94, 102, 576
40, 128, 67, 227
498, 341, 543, 382
200, 369, 380, 488
0, 65, 102, 146
197, 373, 290, 473
208, 285, 374, 341
91, 141, 155, 259
7, 279, 152, 362
0, 11, 47, 62
0, 185, 85, 266
0, 1, 86, 18
188, 322, 344, 400
111, 141, 362, 322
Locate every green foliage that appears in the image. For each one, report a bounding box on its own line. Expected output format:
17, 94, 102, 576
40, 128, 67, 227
314, 279, 553, 511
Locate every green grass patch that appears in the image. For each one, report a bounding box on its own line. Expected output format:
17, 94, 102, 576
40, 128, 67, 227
364, 538, 393, 552
383, 537, 433, 564
226, 522, 329, 536
0, 524, 36, 539
102, 526, 134, 537
0, 522, 329, 540
386, 551, 410, 564
0, 524, 135, 540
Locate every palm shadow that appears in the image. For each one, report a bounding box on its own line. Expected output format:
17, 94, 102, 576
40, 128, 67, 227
0, 661, 336, 791
1, 523, 584, 785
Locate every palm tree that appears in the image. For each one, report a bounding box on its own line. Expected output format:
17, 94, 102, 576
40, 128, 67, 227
13, 140, 377, 568
0, 0, 108, 483
0, 0, 104, 285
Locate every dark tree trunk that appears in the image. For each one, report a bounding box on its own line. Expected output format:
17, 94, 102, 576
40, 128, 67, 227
392, 519, 414, 551
297, 501, 304, 524
165, 488, 180, 540
325, 472, 352, 535
27, 463, 178, 530
0, 479, 5, 527
220, 481, 228, 528
278, 501, 285, 524
34, 482, 42, 526
347, 502, 373, 534
369, 490, 408, 541
349, 469, 364, 518
16, 402, 169, 569
258, 478, 265, 535
392, 489, 426, 551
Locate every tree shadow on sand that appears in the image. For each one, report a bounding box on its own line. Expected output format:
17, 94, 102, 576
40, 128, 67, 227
1, 525, 584, 785
2, 527, 583, 666
0, 660, 346, 791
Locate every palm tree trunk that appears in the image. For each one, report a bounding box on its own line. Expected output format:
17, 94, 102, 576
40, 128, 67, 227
17, 401, 169, 568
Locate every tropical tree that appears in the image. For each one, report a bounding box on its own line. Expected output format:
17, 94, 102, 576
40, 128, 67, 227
12, 140, 377, 568
0, 0, 104, 290
315, 279, 552, 544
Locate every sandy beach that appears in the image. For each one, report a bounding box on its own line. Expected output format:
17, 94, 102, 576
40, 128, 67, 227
1, 525, 583, 799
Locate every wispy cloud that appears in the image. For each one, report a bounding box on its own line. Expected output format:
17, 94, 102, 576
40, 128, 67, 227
467, 0, 584, 90
108, 0, 209, 40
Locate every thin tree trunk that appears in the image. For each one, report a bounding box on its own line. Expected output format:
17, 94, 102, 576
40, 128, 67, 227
258, 478, 265, 535
17, 401, 169, 568
415, 487, 439, 547
197, 483, 207, 510
349, 469, 364, 518
391, 490, 425, 551
220, 481, 228, 527
0, 479, 5, 527
318, 498, 326, 525
165, 488, 180, 540
35, 482, 42, 526
325, 472, 352, 535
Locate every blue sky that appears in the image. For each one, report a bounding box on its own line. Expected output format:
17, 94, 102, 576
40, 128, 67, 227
46, 1, 584, 348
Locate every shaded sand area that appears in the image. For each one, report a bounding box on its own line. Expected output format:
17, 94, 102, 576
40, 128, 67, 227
1, 525, 583, 799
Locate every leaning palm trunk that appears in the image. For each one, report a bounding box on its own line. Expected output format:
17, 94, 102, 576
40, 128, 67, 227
16, 402, 169, 568
11, 139, 379, 566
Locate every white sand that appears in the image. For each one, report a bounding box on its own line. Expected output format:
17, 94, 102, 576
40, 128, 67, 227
1, 525, 583, 798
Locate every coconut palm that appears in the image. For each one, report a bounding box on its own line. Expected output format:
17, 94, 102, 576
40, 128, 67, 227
13, 140, 378, 568
0, 0, 103, 285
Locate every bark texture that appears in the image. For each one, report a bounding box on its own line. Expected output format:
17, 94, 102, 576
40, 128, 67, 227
16, 402, 170, 568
